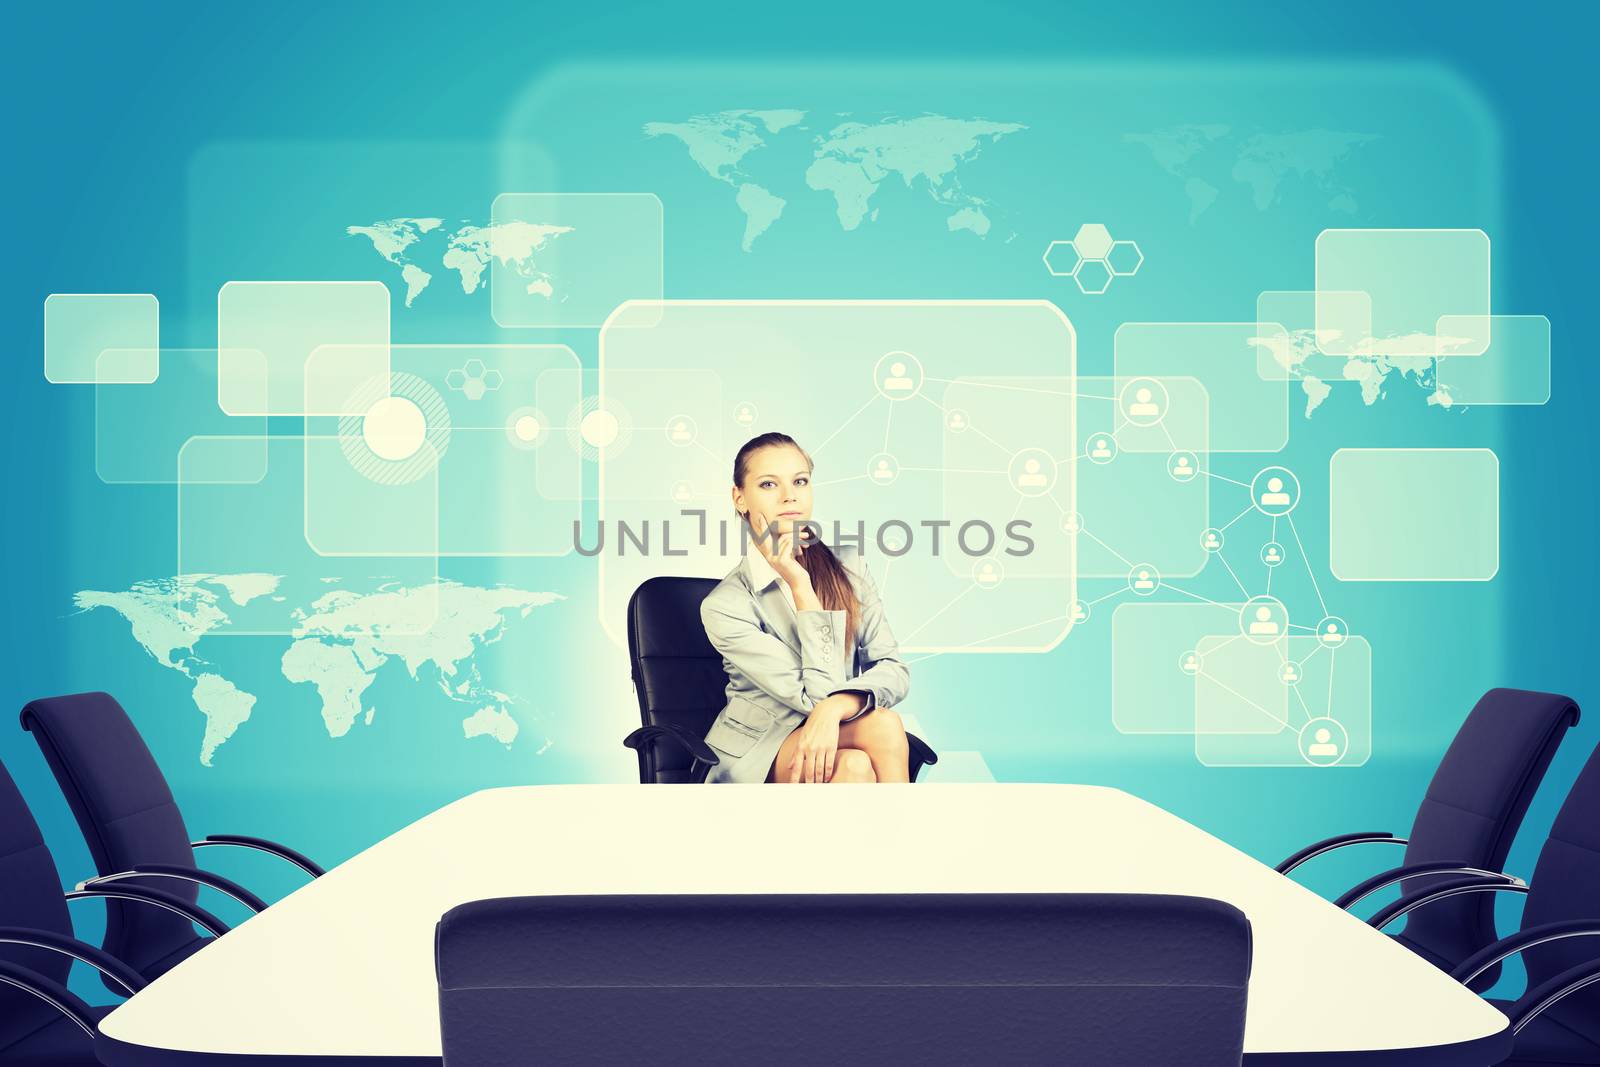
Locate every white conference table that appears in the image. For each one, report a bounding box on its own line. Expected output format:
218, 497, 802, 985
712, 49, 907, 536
96, 784, 1512, 1065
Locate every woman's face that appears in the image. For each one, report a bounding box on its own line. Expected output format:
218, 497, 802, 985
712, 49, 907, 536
734, 445, 813, 541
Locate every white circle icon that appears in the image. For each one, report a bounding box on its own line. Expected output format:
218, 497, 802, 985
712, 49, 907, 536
1168, 451, 1199, 482
874, 351, 924, 400
1061, 511, 1084, 536
1251, 466, 1301, 516
946, 408, 970, 432
1179, 649, 1201, 675
1070, 599, 1090, 624
1087, 433, 1118, 464
1261, 541, 1285, 567
1128, 564, 1161, 597
972, 557, 1004, 589
1009, 449, 1056, 496
665, 415, 697, 446
1299, 718, 1349, 766
1119, 377, 1169, 427
867, 453, 900, 485
1200, 528, 1225, 553
1278, 661, 1302, 686
1239, 595, 1288, 645
1317, 616, 1350, 646
362, 396, 427, 461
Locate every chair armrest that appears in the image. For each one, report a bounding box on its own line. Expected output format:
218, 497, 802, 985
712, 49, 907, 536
1275, 831, 1405, 875
0, 960, 98, 1038
0, 925, 146, 996
907, 732, 938, 783
1504, 957, 1600, 1036
1334, 862, 1523, 911
1367, 875, 1529, 931
1450, 920, 1600, 987
81, 863, 268, 913
66, 883, 230, 938
624, 723, 721, 780
192, 834, 326, 879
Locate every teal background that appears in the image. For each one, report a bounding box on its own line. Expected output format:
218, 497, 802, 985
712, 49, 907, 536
3, 0, 1596, 1008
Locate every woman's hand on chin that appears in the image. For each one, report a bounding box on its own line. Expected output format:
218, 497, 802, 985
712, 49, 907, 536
753, 514, 812, 590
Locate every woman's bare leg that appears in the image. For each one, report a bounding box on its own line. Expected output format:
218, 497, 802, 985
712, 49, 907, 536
767, 724, 876, 783
838, 707, 911, 783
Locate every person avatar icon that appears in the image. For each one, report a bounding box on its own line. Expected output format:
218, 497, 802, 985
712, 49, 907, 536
1321, 621, 1345, 645
1171, 453, 1195, 479
1018, 458, 1047, 488
1203, 530, 1222, 551
671, 481, 692, 503
1279, 661, 1300, 684
1091, 437, 1113, 459
1071, 600, 1089, 623
1181, 651, 1200, 675
1133, 569, 1156, 591
1260, 476, 1292, 507
872, 458, 895, 482
948, 410, 967, 431
976, 561, 1000, 586
883, 361, 914, 392
1128, 386, 1161, 418
1062, 512, 1082, 535
1248, 605, 1280, 636
1263, 543, 1282, 565
1308, 727, 1340, 758
735, 404, 755, 425
671, 419, 691, 442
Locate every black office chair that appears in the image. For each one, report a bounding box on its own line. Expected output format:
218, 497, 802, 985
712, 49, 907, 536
1276, 687, 1579, 989
21, 692, 324, 991
437, 893, 1252, 1066
1366, 735, 1600, 1065
0, 756, 227, 1064
622, 576, 937, 783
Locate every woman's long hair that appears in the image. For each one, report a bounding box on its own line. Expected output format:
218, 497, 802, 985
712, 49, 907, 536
733, 432, 860, 651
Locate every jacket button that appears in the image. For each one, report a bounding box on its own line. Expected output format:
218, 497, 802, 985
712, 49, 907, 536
820, 625, 831, 637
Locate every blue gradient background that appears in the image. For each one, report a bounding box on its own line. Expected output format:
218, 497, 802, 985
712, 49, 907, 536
3, 1, 1596, 1007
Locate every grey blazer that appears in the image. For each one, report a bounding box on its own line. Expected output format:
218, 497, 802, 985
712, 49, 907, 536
698, 540, 911, 783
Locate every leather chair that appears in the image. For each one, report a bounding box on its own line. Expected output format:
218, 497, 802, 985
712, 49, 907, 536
1277, 687, 1579, 989
20, 692, 324, 991
1368, 735, 1600, 1064
437, 893, 1252, 1066
622, 576, 937, 784
0, 755, 226, 1064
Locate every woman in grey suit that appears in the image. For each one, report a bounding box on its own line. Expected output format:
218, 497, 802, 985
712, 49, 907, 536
699, 431, 912, 784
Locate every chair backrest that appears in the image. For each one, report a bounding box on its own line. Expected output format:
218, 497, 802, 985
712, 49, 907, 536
437, 893, 1253, 1067
1399, 687, 1579, 980
0, 758, 77, 1050
19, 692, 200, 978
627, 576, 729, 784
1520, 738, 1600, 1045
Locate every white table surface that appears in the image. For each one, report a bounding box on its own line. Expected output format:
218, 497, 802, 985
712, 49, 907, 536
97, 784, 1511, 1062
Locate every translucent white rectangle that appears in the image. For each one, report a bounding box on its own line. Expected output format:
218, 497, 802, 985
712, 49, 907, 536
1193, 634, 1290, 735
1329, 448, 1499, 581
1115, 323, 1287, 452
1112, 602, 1241, 734
1196, 636, 1372, 767
96, 349, 267, 485
45, 293, 159, 384
1435, 315, 1551, 407
217, 281, 390, 415
1316, 229, 1490, 356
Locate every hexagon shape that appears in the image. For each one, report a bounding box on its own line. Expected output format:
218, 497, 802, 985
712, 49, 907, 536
1107, 240, 1143, 277
462, 359, 487, 380
445, 369, 467, 390
1042, 240, 1082, 277
1074, 259, 1114, 295
462, 379, 487, 401
1073, 223, 1114, 260
481, 369, 504, 391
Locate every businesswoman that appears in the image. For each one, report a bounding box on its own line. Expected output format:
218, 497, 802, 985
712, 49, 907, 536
699, 431, 912, 784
